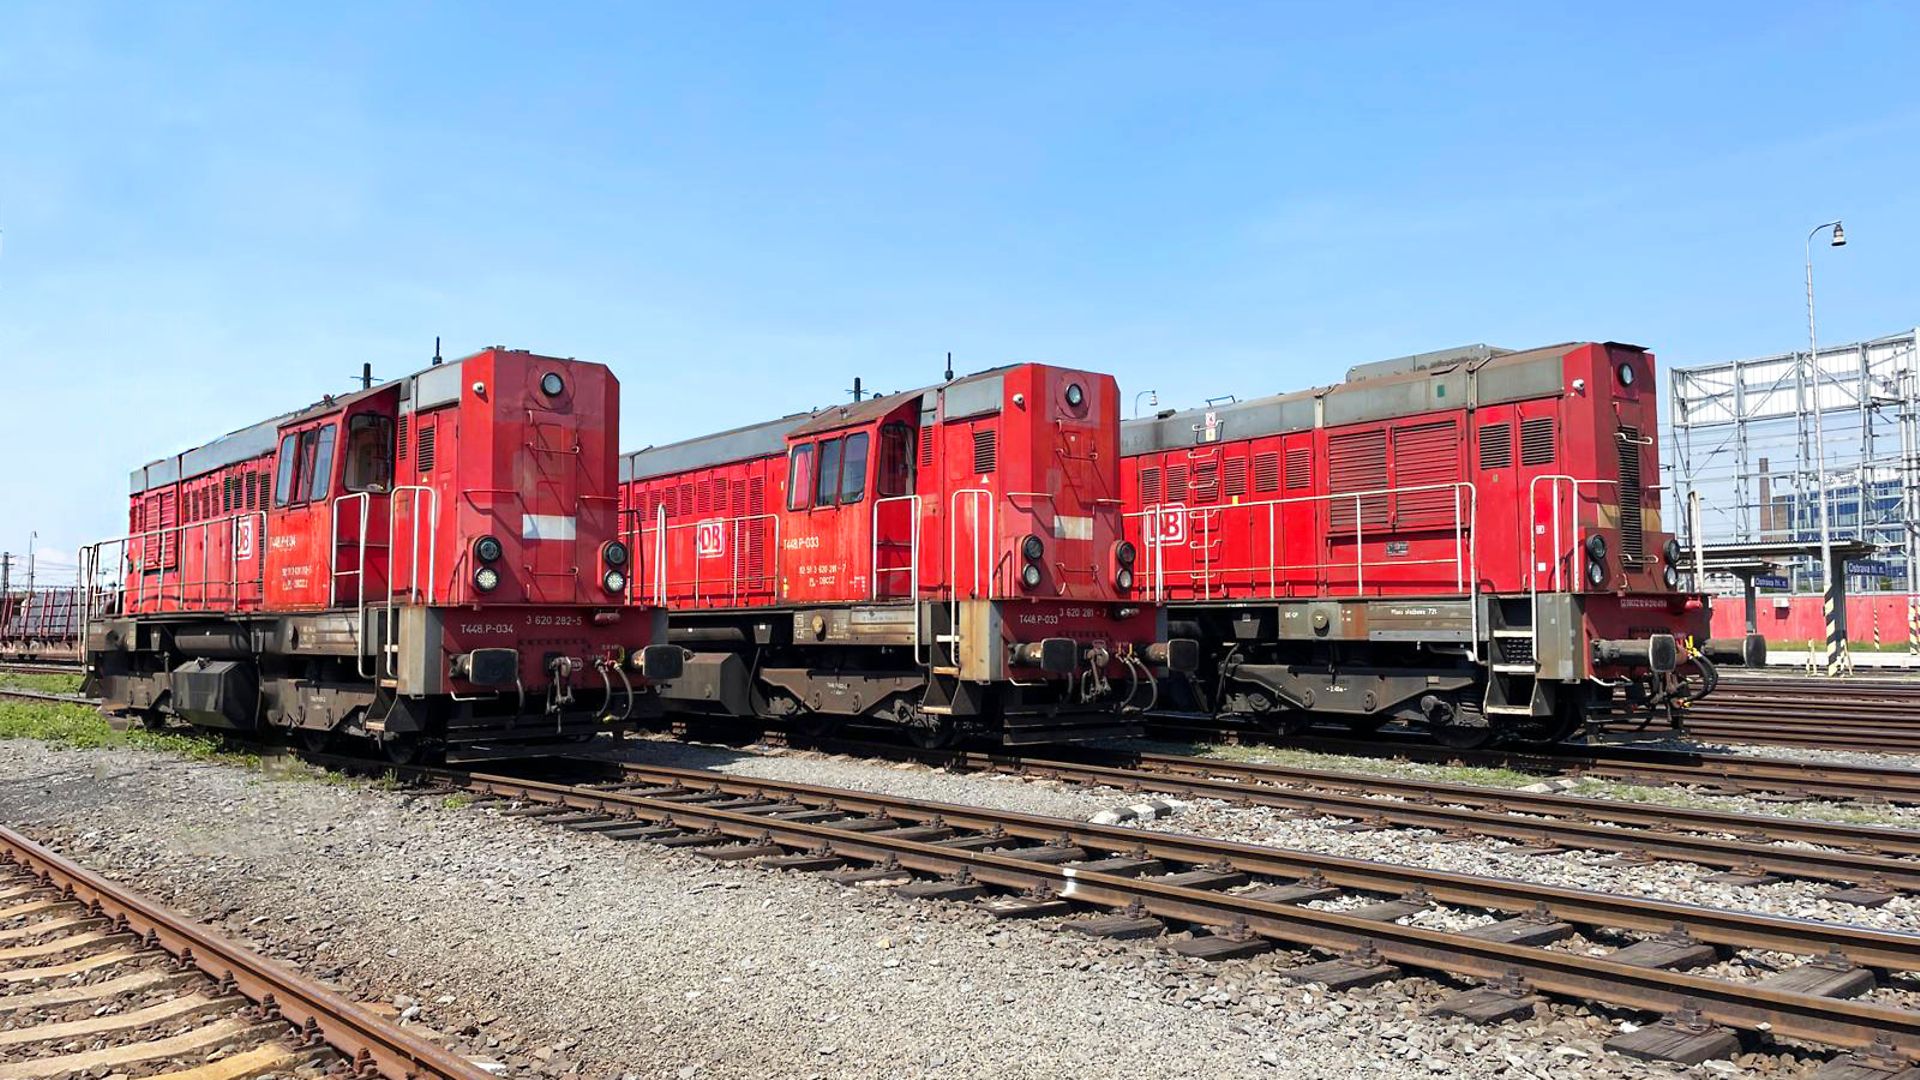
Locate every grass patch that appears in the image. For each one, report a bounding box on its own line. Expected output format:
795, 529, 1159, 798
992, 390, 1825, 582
0, 698, 259, 767
0, 672, 86, 695
1187, 740, 1549, 790
1567, 777, 1916, 827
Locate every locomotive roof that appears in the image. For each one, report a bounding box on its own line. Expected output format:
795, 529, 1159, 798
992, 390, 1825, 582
620, 364, 1019, 482
127, 350, 490, 494
1120, 341, 1587, 457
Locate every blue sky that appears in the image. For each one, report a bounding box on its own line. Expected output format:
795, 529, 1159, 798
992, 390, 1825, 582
3, 2, 1917, 565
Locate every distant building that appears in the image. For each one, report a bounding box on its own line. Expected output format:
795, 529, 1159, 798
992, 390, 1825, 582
1669, 329, 1919, 594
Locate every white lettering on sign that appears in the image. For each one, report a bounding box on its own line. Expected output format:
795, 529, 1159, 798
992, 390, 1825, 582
523, 514, 577, 541
782, 535, 821, 550
696, 519, 726, 558
1151, 505, 1186, 546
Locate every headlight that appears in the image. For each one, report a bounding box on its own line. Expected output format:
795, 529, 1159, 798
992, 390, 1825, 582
1664, 538, 1682, 564
1115, 540, 1137, 567
474, 535, 503, 563
1065, 383, 1085, 408
1617, 362, 1635, 387
1663, 564, 1680, 589
1585, 534, 1607, 561
1116, 567, 1134, 591
474, 566, 501, 592
541, 372, 565, 396
603, 540, 630, 568
604, 569, 627, 594
1586, 560, 1607, 587
1021, 534, 1045, 562
1020, 563, 1042, 590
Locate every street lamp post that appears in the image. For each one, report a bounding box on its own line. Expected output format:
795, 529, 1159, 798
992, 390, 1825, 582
1133, 389, 1159, 419
1806, 219, 1847, 675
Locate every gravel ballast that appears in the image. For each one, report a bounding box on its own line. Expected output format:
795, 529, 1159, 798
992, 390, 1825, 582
0, 739, 1822, 1079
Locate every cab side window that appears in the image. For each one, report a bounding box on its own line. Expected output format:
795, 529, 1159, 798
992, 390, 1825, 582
273, 434, 300, 507
838, 432, 869, 504
786, 443, 815, 511
305, 424, 337, 502
343, 414, 394, 493
877, 424, 914, 498
815, 437, 843, 508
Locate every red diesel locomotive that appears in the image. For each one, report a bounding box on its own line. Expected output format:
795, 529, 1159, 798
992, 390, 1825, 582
82, 347, 682, 762
1121, 342, 1759, 747
621, 363, 1197, 746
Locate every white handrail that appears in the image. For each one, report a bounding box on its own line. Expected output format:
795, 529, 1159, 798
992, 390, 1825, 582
871, 494, 923, 660
637, 511, 782, 607
80, 509, 268, 622
382, 485, 438, 679
1127, 480, 1480, 600
949, 488, 995, 601
1525, 475, 1619, 657
329, 493, 371, 609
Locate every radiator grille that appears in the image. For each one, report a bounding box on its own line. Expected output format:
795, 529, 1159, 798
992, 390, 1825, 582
1253, 452, 1280, 493
1165, 463, 1188, 502
1519, 417, 1555, 466
1285, 447, 1312, 490
1478, 422, 1512, 469
972, 428, 997, 474
1224, 457, 1248, 498
1618, 425, 1645, 562
1328, 429, 1389, 529
415, 426, 436, 474
1138, 467, 1162, 505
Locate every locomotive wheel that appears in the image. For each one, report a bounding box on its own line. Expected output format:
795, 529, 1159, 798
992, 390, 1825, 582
295, 727, 334, 755
1507, 706, 1583, 747
379, 733, 424, 766
791, 710, 845, 739
904, 716, 957, 750
1431, 722, 1496, 750
1253, 713, 1312, 737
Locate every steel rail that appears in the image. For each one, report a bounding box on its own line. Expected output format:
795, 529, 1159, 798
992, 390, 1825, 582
452, 764, 1920, 1060
1147, 724, 1920, 803
564, 758, 1920, 969
0, 824, 493, 1080
773, 740, 1920, 889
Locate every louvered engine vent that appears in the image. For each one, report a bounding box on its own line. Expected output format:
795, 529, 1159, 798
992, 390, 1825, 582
1479, 422, 1512, 469
972, 428, 997, 474
1520, 417, 1555, 466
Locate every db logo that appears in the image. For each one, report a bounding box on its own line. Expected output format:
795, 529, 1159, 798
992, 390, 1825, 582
696, 520, 726, 558
235, 518, 255, 559
1152, 505, 1186, 545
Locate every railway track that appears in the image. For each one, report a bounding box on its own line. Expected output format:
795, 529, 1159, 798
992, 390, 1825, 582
408, 754, 1920, 1067
749, 737, 1920, 893
0, 660, 82, 676
0, 823, 490, 1079
1146, 719, 1920, 803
